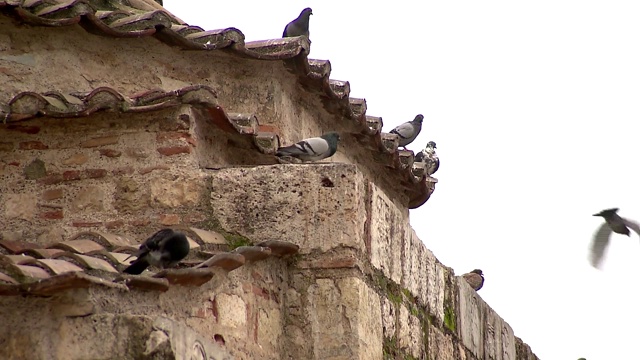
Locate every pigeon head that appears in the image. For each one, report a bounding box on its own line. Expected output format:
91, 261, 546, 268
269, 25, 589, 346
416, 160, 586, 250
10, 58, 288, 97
322, 131, 341, 147
300, 7, 313, 19
427, 141, 437, 149
413, 114, 424, 123
471, 269, 483, 276
593, 208, 619, 217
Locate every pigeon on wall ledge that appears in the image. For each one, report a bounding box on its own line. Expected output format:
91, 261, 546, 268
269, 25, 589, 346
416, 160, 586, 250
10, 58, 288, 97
462, 269, 484, 291
390, 114, 424, 150
414, 141, 439, 176
590, 208, 640, 269
123, 228, 190, 275
276, 132, 340, 162
283, 8, 313, 38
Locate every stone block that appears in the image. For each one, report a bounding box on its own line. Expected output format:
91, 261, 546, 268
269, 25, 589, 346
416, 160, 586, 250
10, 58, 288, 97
150, 175, 202, 208
257, 307, 282, 350
4, 193, 37, 220
459, 277, 484, 358
215, 293, 246, 329
401, 228, 427, 305
380, 297, 396, 339
426, 248, 446, 324
369, 183, 406, 283
208, 164, 367, 254
71, 186, 105, 212
397, 305, 423, 358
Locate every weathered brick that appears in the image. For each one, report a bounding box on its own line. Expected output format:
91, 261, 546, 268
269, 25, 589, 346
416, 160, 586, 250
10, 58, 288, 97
85, 169, 107, 179
38, 174, 64, 185
112, 166, 135, 176
159, 115, 190, 131
129, 219, 150, 227
98, 149, 122, 158
183, 212, 206, 224
156, 132, 196, 146
157, 146, 191, 156
0, 142, 14, 152
7, 161, 19, 166
40, 210, 64, 220
125, 147, 149, 159
139, 165, 170, 175
105, 220, 125, 229
81, 136, 119, 148
6, 125, 40, 134
72, 221, 103, 227
63, 170, 81, 181
42, 188, 64, 201
19, 141, 48, 150
62, 153, 89, 166
159, 214, 181, 225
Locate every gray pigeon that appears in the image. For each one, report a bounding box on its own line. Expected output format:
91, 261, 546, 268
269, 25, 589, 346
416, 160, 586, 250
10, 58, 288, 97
590, 208, 640, 269
123, 228, 190, 275
414, 141, 439, 176
462, 269, 484, 291
390, 114, 424, 150
283, 8, 313, 38
276, 132, 340, 162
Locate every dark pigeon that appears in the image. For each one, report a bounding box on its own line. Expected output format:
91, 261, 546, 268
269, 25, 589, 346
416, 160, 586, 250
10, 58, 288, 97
590, 208, 640, 269
276, 132, 340, 162
462, 269, 484, 291
283, 8, 313, 38
414, 140, 439, 176
123, 228, 190, 275
390, 114, 424, 150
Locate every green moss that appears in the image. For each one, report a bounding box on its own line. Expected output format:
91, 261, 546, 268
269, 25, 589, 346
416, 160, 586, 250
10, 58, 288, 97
224, 233, 252, 249
197, 216, 253, 249
402, 288, 413, 301
444, 306, 456, 333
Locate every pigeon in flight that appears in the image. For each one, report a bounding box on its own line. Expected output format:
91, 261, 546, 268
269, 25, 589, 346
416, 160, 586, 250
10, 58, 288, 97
414, 141, 439, 176
123, 228, 190, 275
390, 114, 424, 150
276, 132, 340, 162
283, 8, 313, 38
462, 269, 484, 291
590, 208, 640, 269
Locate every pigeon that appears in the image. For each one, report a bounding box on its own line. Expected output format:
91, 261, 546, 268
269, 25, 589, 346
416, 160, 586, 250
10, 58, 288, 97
414, 141, 439, 176
123, 228, 190, 275
390, 114, 424, 150
283, 8, 313, 38
276, 132, 340, 162
462, 269, 484, 291
590, 208, 640, 269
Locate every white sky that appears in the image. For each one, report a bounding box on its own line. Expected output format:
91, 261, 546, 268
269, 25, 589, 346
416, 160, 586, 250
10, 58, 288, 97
165, 1, 640, 359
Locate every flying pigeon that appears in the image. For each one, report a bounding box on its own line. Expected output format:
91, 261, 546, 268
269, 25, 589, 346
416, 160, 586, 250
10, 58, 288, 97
283, 8, 313, 38
276, 132, 340, 162
123, 228, 190, 275
462, 269, 484, 291
414, 141, 439, 176
590, 208, 640, 269
390, 114, 424, 150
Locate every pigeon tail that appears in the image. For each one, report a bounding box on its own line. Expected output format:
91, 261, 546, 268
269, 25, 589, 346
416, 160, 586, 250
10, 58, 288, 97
123, 258, 150, 275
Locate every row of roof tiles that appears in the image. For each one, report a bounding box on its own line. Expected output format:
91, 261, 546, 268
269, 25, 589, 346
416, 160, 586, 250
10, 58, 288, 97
0, 0, 436, 208
0, 228, 299, 296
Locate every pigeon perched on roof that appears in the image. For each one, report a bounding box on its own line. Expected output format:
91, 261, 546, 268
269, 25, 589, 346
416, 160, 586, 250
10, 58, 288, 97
590, 208, 640, 269
123, 228, 190, 275
462, 269, 484, 291
283, 8, 313, 38
414, 141, 439, 176
390, 114, 424, 150
276, 132, 340, 162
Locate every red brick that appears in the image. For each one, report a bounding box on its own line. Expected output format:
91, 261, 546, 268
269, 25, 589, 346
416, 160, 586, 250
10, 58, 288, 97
112, 166, 135, 176
159, 214, 181, 226
38, 174, 64, 185
40, 210, 64, 220
42, 188, 64, 201
6, 125, 40, 134
19, 141, 48, 150
139, 165, 170, 175
105, 220, 125, 229
8, 161, 20, 166
183, 212, 206, 224
0, 142, 14, 152
98, 149, 122, 158
85, 169, 107, 179
72, 221, 103, 227
157, 146, 191, 156
81, 136, 119, 148
130, 219, 150, 227
157, 132, 197, 146
63, 170, 81, 181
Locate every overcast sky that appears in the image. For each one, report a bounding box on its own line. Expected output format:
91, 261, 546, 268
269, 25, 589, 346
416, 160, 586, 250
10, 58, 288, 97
165, 1, 640, 359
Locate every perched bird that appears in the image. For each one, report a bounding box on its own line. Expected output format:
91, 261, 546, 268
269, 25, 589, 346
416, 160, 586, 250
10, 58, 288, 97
123, 228, 190, 275
276, 132, 340, 162
390, 114, 424, 150
283, 8, 313, 38
590, 208, 640, 269
414, 141, 439, 176
462, 269, 484, 291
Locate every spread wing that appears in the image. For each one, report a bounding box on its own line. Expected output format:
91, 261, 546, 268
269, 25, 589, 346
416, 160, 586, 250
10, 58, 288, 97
622, 218, 640, 237
390, 122, 415, 139
590, 223, 612, 269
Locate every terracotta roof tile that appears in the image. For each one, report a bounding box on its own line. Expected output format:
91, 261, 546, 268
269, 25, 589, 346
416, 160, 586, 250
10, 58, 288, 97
195, 253, 245, 272
184, 228, 227, 245
117, 275, 170, 292
2, 254, 36, 265
257, 240, 300, 257
0, 272, 18, 285
0, 239, 40, 254
60, 253, 119, 273
153, 268, 215, 287
232, 246, 272, 262
21, 271, 128, 296
19, 248, 66, 259
48, 239, 106, 254
13, 264, 52, 280
70, 231, 133, 248
0, 0, 436, 208
33, 259, 85, 275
